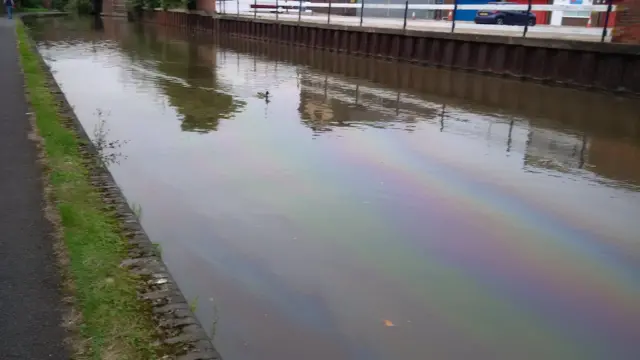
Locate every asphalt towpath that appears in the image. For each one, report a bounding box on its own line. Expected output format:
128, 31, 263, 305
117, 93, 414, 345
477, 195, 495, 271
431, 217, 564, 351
0, 16, 68, 359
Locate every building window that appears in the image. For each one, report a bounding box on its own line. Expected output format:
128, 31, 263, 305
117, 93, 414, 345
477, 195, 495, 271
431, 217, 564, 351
564, 10, 590, 17
564, 0, 590, 17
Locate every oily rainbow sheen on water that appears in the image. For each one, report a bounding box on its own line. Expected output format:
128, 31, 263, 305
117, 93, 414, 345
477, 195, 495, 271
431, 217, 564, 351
226, 113, 640, 358
297, 126, 640, 356
168, 57, 640, 358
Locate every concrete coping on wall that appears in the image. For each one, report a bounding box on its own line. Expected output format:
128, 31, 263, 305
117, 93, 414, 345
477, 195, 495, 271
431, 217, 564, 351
156, 8, 640, 55
155, 7, 215, 16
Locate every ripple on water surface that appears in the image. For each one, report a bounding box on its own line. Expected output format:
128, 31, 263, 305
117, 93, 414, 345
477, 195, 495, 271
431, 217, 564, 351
28, 16, 640, 360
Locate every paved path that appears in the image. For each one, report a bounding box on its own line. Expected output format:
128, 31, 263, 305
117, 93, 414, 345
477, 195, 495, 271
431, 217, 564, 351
221, 11, 611, 42
0, 17, 68, 360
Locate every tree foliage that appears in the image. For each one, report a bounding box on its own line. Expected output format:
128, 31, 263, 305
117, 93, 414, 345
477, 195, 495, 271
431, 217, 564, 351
49, 0, 92, 13
50, 0, 68, 10
20, 0, 45, 9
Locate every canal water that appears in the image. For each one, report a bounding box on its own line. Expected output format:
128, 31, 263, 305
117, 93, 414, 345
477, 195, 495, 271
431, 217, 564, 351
27, 16, 640, 360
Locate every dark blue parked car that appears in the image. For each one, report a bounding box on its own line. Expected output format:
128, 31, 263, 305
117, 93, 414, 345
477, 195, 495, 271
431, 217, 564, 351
474, 2, 536, 26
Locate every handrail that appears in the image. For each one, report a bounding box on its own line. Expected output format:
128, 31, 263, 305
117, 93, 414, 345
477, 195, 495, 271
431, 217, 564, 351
238, 1, 616, 12
218, 0, 617, 43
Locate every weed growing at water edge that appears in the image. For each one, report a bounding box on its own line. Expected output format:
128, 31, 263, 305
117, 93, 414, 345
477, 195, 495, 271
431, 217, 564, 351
130, 202, 143, 220
152, 242, 162, 257
93, 109, 129, 166
189, 296, 199, 313
210, 303, 220, 341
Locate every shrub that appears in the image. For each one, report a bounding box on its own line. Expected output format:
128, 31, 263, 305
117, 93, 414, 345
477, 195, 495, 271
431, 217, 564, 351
65, 0, 92, 13
21, 0, 45, 8
51, 0, 69, 10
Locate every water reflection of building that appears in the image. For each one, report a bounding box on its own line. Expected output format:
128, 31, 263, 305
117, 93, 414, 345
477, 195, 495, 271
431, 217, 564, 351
299, 97, 336, 132
586, 138, 640, 187
524, 128, 588, 172
524, 127, 640, 188
256, 40, 639, 189
294, 64, 640, 192
297, 72, 435, 133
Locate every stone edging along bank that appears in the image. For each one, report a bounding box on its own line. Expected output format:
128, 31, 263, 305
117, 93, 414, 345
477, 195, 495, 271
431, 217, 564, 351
19, 13, 221, 360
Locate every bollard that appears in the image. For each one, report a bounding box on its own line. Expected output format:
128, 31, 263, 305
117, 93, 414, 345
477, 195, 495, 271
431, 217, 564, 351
276, 0, 278, 20
403, 1, 409, 30
523, 0, 532, 37
298, 0, 303, 22
360, 0, 365, 26
237, 0, 240, 17
602, 0, 613, 42
328, 0, 332, 24
451, 0, 458, 33
254, 0, 257, 18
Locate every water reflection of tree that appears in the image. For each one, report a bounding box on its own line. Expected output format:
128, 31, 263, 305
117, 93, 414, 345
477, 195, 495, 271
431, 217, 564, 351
29, 16, 111, 44
160, 79, 244, 133
118, 25, 245, 133
35, 18, 246, 134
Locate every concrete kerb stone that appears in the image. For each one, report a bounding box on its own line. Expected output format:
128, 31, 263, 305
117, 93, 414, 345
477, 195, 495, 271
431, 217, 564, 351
19, 13, 222, 360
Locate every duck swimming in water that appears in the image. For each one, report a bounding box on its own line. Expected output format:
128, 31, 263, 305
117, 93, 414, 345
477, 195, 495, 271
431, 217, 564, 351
257, 91, 270, 104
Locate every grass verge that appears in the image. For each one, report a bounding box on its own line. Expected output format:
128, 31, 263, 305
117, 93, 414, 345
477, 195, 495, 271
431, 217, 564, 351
18, 7, 51, 12
16, 21, 161, 360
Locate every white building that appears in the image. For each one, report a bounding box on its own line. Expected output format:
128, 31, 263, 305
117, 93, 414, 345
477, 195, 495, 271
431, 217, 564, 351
550, 0, 592, 26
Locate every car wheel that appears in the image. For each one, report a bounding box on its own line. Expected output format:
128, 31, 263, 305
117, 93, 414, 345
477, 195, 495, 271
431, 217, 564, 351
528, 18, 535, 26
496, 17, 504, 25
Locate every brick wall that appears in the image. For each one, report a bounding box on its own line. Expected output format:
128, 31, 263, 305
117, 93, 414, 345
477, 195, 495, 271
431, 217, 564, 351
102, 0, 111, 14
102, 0, 127, 16
196, 0, 216, 13
613, 0, 640, 43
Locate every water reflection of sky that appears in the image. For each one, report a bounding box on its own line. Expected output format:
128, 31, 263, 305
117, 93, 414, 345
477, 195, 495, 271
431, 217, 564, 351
32, 17, 640, 360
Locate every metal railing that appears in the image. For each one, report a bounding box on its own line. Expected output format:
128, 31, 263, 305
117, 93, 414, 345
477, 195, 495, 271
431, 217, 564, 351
216, 0, 617, 42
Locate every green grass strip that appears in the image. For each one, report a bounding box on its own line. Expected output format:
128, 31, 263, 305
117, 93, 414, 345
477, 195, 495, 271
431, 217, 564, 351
18, 7, 51, 13
16, 21, 160, 360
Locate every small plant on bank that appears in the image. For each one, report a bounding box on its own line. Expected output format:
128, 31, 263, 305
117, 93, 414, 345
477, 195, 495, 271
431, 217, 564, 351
210, 303, 219, 340
189, 296, 199, 313
92, 109, 129, 166
151, 242, 162, 257
130, 202, 143, 220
